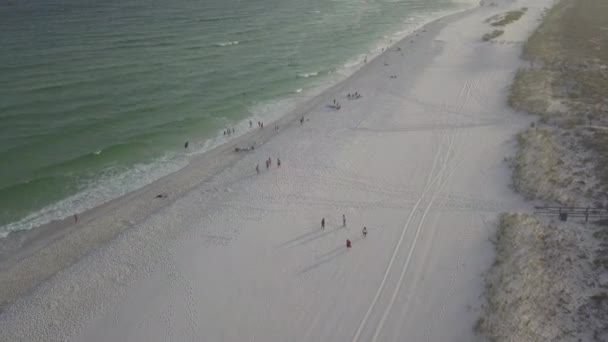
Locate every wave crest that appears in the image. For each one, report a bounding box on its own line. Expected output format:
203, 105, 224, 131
214, 41, 239, 47
297, 71, 319, 78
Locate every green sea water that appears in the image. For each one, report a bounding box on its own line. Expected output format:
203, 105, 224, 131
0, 0, 474, 237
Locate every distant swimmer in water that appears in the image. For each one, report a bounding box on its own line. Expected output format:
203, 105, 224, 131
184, 141, 189, 148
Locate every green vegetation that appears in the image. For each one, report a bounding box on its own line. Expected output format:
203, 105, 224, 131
476, 212, 595, 341
479, 1, 608, 340
486, 8, 528, 27
510, 0, 608, 201
481, 29, 504, 41
511, 128, 572, 204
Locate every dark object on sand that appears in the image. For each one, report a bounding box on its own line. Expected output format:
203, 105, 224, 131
234, 146, 254, 152
155, 193, 168, 199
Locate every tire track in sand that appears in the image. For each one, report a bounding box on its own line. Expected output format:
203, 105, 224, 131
370, 80, 473, 341
351, 82, 467, 342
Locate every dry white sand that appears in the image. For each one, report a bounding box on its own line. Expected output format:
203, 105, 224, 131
0, 0, 554, 340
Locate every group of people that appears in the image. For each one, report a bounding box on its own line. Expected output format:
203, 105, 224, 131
256, 157, 281, 174
234, 145, 255, 152
246, 120, 266, 129
321, 214, 368, 249
224, 127, 236, 136
347, 92, 362, 99
330, 99, 341, 110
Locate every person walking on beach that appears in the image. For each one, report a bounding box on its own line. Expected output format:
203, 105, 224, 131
184, 141, 189, 149
346, 239, 352, 248
277, 158, 281, 168
256, 164, 260, 174
266, 159, 270, 170
342, 214, 346, 227
321, 218, 325, 230
74, 214, 78, 223
362, 227, 368, 238
300, 116, 304, 125
249, 120, 253, 128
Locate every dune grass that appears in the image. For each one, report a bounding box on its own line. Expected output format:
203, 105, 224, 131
510, 0, 608, 199
482, 29, 504, 41
486, 8, 528, 27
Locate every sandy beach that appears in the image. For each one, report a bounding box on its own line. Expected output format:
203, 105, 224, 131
0, 0, 554, 340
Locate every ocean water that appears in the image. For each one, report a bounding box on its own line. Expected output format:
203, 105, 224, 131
0, 0, 474, 238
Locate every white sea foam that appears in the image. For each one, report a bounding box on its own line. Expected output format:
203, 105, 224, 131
214, 41, 239, 47
0, 155, 188, 238
296, 71, 319, 78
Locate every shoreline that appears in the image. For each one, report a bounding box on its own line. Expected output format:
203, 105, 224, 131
0, 8, 475, 309
0, 5, 473, 243
0, 0, 549, 338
